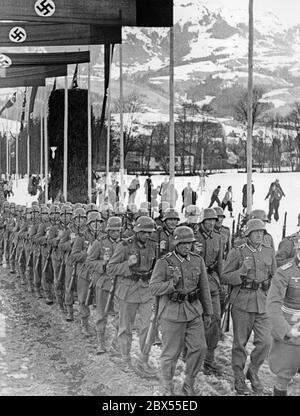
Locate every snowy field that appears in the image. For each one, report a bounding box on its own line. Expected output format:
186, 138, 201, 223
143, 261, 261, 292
8, 171, 300, 250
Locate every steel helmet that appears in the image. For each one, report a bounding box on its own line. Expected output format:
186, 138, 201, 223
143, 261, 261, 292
158, 201, 170, 213
87, 210, 102, 224
214, 206, 225, 218
163, 208, 180, 221
74, 203, 83, 210
244, 219, 266, 236
73, 207, 86, 219
200, 208, 218, 223
186, 205, 201, 223
40, 205, 49, 215
249, 209, 268, 222
133, 216, 156, 233
114, 204, 126, 216
173, 226, 196, 246
60, 204, 73, 215
134, 208, 149, 221
86, 203, 97, 213
31, 201, 39, 207
106, 216, 122, 231
49, 204, 60, 214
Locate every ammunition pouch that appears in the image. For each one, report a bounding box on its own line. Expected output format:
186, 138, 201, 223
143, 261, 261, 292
130, 270, 152, 282
240, 277, 271, 291
168, 288, 201, 303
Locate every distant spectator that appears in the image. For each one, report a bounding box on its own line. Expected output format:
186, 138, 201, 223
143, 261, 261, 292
221, 186, 234, 217
128, 174, 140, 204
208, 185, 221, 208
265, 178, 285, 222
144, 175, 153, 205
182, 182, 197, 213
38, 185, 45, 204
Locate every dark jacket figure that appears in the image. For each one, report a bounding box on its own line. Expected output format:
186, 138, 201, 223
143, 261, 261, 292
265, 179, 285, 222
242, 183, 255, 212
144, 176, 152, 204
208, 186, 221, 208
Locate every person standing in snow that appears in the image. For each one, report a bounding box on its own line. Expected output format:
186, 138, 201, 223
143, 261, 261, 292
208, 186, 221, 208
221, 186, 234, 217
265, 178, 285, 223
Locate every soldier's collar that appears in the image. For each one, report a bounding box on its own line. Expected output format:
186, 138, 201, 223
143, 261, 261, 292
135, 237, 146, 249
174, 251, 190, 262
200, 224, 213, 239
246, 241, 262, 252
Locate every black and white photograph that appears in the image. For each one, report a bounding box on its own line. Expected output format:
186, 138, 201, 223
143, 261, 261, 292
0, 0, 300, 399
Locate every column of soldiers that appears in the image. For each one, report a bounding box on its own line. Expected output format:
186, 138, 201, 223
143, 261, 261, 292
1, 197, 300, 396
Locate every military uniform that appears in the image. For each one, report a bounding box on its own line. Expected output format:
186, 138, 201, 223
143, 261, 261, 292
195, 223, 223, 369
266, 259, 300, 394
25, 223, 39, 295
48, 223, 63, 307
35, 222, 53, 302
150, 250, 212, 394
15, 219, 27, 285
276, 232, 300, 267
222, 240, 277, 385
214, 224, 231, 259
107, 234, 156, 364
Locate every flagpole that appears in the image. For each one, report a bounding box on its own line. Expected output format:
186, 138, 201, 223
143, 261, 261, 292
247, 0, 254, 214
5, 109, 8, 179
44, 87, 49, 204
119, 43, 124, 206
87, 60, 92, 202
63, 75, 68, 201
40, 95, 43, 180
16, 128, 19, 188
169, 26, 175, 209
106, 44, 112, 199
27, 89, 30, 185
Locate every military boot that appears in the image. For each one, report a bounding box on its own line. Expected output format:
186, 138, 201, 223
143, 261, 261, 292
134, 356, 158, 379
96, 332, 107, 355
273, 387, 287, 396
119, 355, 133, 373
65, 305, 74, 322
81, 318, 94, 337
27, 281, 35, 293
246, 366, 264, 393
45, 297, 54, 305
110, 337, 121, 357
234, 377, 252, 395
58, 298, 66, 314
35, 287, 43, 298
20, 274, 27, 286
182, 381, 197, 396
162, 380, 175, 396
203, 349, 223, 376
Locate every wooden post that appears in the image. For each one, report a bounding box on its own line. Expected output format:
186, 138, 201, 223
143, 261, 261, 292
6, 109, 9, 179
44, 87, 49, 204
40, 98, 43, 180
169, 27, 175, 209
87, 61, 92, 202
119, 43, 125, 206
27, 90, 30, 182
247, 0, 254, 214
106, 45, 112, 198
63, 75, 68, 201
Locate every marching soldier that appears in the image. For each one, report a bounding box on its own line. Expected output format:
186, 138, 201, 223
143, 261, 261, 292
276, 213, 300, 267
77, 210, 102, 336
158, 208, 180, 256
222, 219, 277, 395
25, 205, 40, 297
214, 206, 231, 259
65, 207, 87, 322
47, 204, 64, 311
15, 206, 28, 287
86, 216, 122, 354
9, 205, 22, 276
155, 202, 171, 229
150, 226, 213, 396
35, 205, 53, 305
266, 238, 300, 396
0, 202, 9, 265
4, 202, 16, 270
195, 208, 223, 376
107, 216, 158, 378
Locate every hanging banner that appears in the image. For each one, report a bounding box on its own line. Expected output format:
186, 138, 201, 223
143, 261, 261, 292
0, 0, 135, 25
0, 76, 45, 88
0, 23, 121, 46
1, 65, 68, 79
0, 0, 173, 27
3, 51, 90, 67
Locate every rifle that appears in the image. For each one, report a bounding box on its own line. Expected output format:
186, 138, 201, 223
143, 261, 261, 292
42, 246, 52, 274
9, 242, 17, 262
104, 231, 123, 314
282, 211, 287, 240
231, 219, 235, 248
34, 248, 42, 273
18, 241, 26, 264
221, 286, 232, 333
67, 263, 77, 293
144, 225, 162, 355
85, 278, 95, 307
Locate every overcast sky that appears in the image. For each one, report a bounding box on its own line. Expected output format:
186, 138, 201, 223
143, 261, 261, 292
209, 0, 300, 27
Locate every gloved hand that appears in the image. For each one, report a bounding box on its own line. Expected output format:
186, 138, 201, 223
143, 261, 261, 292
172, 266, 182, 286
160, 240, 166, 251
287, 321, 300, 338
128, 254, 138, 267
203, 315, 211, 329
241, 256, 253, 274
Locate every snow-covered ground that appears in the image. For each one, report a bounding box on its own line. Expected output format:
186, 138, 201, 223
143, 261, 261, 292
8, 171, 300, 250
